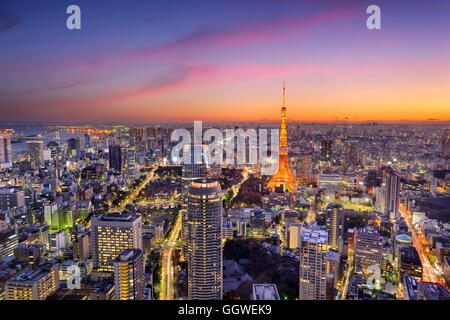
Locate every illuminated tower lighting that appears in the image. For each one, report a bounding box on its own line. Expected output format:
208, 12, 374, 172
267, 83, 297, 192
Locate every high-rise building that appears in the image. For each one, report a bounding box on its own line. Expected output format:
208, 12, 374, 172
27, 141, 44, 168
301, 154, 313, 176
46, 141, 60, 159
267, 84, 296, 192
287, 222, 303, 250
442, 129, 450, 157
114, 249, 145, 300
299, 227, 328, 300
0, 187, 26, 213
73, 233, 90, 261
345, 140, 359, 167
181, 144, 208, 257
0, 228, 19, 259
0, 134, 12, 169
43, 203, 58, 226
5, 264, 60, 300
49, 231, 67, 251
399, 246, 423, 281
14, 243, 46, 268
91, 214, 143, 272
320, 138, 333, 161
325, 204, 344, 253
125, 148, 137, 178
326, 250, 340, 289
318, 174, 342, 191
383, 167, 400, 220
109, 145, 122, 172
130, 127, 147, 142
187, 179, 223, 300
366, 169, 378, 190
67, 137, 85, 157
354, 227, 383, 270
84, 133, 90, 148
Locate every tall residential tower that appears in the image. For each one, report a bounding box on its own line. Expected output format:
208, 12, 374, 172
187, 179, 222, 300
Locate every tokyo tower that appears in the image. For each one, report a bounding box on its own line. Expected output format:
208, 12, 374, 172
267, 83, 297, 192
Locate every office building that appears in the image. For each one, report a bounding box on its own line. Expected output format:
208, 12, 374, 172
383, 167, 400, 220
354, 227, 383, 270
399, 247, 423, 281
318, 174, 342, 191
114, 249, 145, 300
443, 129, 450, 157
403, 273, 419, 300
327, 250, 340, 288
0, 228, 19, 259
345, 140, 359, 167
181, 144, 208, 257
109, 145, 122, 172
0, 134, 12, 169
366, 169, 378, 190
88, 280, 115, 300
125, 148, 137, 178
287, 223, 303, 250
187, 179, 223, 300
49, 231, 67, 251
73, 233, 90, 261
0, 187, 26, 213
67, 137, 85, 157
299, 227, 328, 300
325, 204, 344, 252
321, 138, 333, 161
5, 264, 60, 300
417, 282, 450, 300
91, 214, 142, 272
13, 243, 46, 268
44, 203, 58, 226
27, 141, 44, 168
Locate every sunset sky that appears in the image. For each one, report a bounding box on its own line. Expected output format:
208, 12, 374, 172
0, 0, 449, 123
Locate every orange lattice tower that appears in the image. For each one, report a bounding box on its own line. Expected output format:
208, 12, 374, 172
267, 83, 297, 192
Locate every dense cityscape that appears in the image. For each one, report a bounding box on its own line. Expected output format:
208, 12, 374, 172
0, 91, 449, 301
0, 0, 449, 307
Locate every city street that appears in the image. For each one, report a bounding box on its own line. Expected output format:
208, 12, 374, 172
340, 254, 353, 300
109, 164, 158, 212
399, 205, 445, 285
160, 212, 182, 300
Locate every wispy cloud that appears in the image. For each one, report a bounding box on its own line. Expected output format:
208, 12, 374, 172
0, 10, 21, 33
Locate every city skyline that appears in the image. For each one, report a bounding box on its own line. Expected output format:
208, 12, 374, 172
0, 0, 449, 122
0, 0, 449, 306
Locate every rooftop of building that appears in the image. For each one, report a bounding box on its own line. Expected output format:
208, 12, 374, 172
400, 247, 421, 265
114, 249, 143, 262
419, 282, 450, 300
8, 266, 53, 284
396, 233, 413, 243
326, 203, 344, 209
327, 250, 340, 261
92, 213, 140, 222
252, 283, 280, 300
301, 227, 328, 244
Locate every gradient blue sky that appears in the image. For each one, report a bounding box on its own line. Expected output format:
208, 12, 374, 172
0, 0, 449, 122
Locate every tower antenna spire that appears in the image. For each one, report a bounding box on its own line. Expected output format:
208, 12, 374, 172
283, 81, 286, 108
